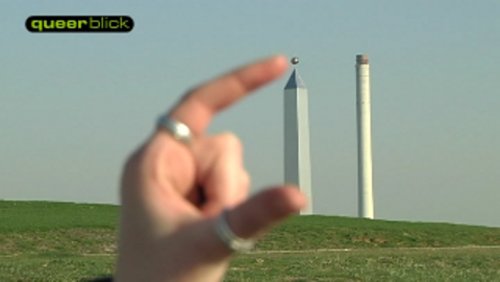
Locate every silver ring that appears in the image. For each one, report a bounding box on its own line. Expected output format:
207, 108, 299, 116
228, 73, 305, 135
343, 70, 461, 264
214, 210, 255, 252
157, 115, 192, 144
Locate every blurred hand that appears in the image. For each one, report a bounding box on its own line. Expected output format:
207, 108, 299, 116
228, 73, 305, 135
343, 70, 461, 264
116, 56, 306, 282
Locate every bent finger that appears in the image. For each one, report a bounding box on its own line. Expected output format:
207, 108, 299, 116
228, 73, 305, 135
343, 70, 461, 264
225, 186, 306, 239
193, 133, 249, 216
167, 187, 306, 265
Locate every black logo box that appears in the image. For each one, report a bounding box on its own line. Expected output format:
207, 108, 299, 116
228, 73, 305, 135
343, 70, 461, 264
26, 16, 134, 32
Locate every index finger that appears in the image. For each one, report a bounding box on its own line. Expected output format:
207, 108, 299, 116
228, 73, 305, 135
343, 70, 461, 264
167, 55, 288, 136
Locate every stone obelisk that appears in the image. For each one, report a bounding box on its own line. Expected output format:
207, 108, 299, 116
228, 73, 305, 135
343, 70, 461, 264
284, 57, 313, 215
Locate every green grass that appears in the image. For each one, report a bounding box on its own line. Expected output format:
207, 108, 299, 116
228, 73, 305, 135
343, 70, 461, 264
0, 255, 115, 281
227, 248, 500, 281
1, 200, 500, 281
0, 201, 118, 232
259, 215, 500, 250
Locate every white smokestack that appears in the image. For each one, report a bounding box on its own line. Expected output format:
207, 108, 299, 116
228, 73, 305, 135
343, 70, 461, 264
356, 54, 374, 219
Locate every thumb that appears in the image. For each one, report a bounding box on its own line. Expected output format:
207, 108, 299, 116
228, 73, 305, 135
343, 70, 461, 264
225, 186, 307, 239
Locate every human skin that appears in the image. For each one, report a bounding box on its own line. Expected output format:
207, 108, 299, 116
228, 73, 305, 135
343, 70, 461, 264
115, 55, 306, 282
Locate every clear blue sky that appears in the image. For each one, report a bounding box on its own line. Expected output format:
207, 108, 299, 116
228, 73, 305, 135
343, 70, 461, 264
1, 1, 499, 227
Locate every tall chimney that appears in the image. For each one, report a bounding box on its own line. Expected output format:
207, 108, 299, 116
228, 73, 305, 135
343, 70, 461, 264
356, 54, 374, 219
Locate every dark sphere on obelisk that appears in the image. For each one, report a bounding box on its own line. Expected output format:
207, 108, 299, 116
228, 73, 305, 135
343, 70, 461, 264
291, 57, 299, 65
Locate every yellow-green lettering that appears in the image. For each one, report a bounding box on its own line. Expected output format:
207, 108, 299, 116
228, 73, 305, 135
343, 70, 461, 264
120, 17, 130, 29
109, 20, 119, 28
55, 20, 65, 29
89, 17, 99, 28
31, 20, 43, 32
78, 20, 87, 29
66, 20, 76, 29
43, 20, 54, 29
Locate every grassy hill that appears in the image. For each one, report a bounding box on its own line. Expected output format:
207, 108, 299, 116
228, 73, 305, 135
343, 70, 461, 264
1, 200, 499, 281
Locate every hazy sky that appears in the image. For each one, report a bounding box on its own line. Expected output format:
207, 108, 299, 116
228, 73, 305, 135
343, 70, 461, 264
1, 1, 499, 227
